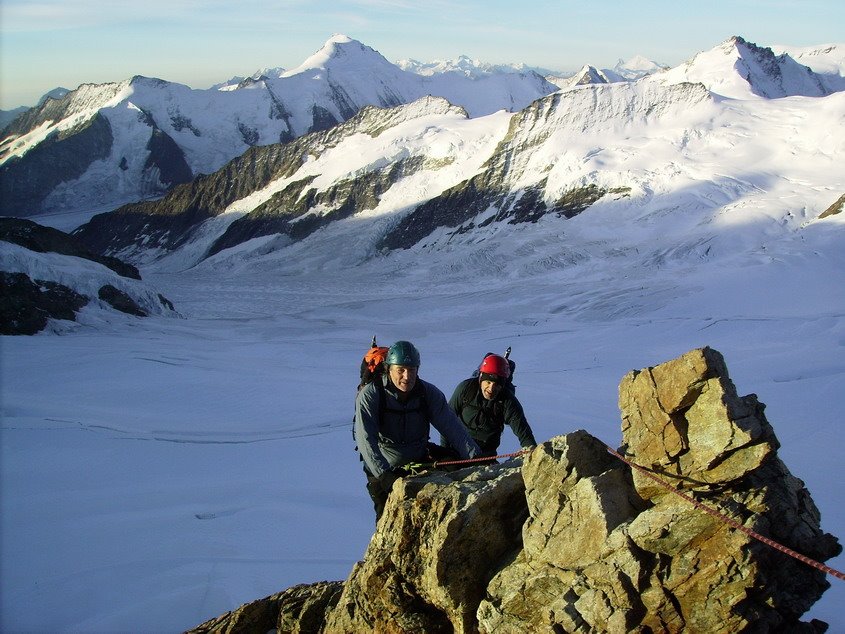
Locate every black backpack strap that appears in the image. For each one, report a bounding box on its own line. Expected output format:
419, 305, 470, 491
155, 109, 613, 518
460, 378, 479, 406
378, 378, 429, 427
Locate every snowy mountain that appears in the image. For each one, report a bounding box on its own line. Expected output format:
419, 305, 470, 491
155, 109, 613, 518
544, 56, 666, 90
0, 87, 70, 128
213, 66, 287, 91
771, 42, 845, 92
396, 55, 556, 79
69, 34, 843, 277
660, 35, 833, 98
611, 54, 668, 80
553, 64, 614, 89
0, 34, 557, 218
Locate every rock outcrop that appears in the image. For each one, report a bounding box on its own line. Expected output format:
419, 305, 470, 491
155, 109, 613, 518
188, 347, 840, 633
0, 218, 178, 334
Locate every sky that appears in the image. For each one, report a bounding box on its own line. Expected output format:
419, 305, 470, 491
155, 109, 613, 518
2, 0, 844, 110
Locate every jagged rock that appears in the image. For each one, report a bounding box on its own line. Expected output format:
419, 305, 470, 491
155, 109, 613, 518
185, 581, 343, 634
189, 347, 840, 633
819, 193, 844, 219
97, 284, 147, 316
618, 346, 778, 496
324, 464, 528, 633
0, 271, 89, 335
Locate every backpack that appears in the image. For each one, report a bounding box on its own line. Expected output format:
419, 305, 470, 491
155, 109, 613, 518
358, 337, 389, 391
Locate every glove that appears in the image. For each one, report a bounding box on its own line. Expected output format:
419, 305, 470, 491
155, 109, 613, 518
378, 467, 407, 493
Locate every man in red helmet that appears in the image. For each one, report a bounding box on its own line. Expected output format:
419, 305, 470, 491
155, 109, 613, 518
443, 353, 537, 457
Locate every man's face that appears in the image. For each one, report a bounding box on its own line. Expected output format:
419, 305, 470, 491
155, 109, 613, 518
389, 364, 418, 393
480, 379, 502, 400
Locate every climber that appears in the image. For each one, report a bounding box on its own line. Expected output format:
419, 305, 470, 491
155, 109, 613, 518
443, 353, 536, 457
354, 340, 482, 520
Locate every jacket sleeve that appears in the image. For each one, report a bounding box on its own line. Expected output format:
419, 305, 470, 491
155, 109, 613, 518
503, 395, 537, 448
427, 381, 481, 459
355, 384, 391, 478
441, 380, 468, 447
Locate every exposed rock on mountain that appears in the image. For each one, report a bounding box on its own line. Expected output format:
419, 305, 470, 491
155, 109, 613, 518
1, 218, 140, 279
0, 218, 177, 334
1, 113, 115, 216
379, 81, 709, 251
0, 271, 90, 335
661, 36, 831, 99
188, 348, 840, 633
73, 78, 716, 264
819, 193, 844, 219
0, 35, 556, 218
71, 97, 469, 259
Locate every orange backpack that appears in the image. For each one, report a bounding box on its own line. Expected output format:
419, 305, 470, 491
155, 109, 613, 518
358, 337, 389, 390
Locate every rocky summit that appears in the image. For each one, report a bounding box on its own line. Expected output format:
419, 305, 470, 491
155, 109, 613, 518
188, 347, 840, 633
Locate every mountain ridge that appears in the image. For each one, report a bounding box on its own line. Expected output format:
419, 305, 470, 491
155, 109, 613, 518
0, 35, 558, 219
68, 35, 845, 276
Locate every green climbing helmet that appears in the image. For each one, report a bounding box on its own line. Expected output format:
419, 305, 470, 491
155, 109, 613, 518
386, 340, 421, 367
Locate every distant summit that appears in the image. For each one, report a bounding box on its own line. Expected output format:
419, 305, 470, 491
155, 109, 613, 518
396, 55, 549, 79
661, 35, 831, 98
0, 87, 71, 129
612, 55, 668, 79
282, 33, 394, 77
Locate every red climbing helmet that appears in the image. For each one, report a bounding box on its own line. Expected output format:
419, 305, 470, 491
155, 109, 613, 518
479, 353, 511, 380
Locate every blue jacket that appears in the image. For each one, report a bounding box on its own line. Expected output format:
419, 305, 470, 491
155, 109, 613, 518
355, 375, 482, 478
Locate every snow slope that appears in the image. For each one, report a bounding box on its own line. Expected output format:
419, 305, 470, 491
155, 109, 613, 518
1, 189, 843, 633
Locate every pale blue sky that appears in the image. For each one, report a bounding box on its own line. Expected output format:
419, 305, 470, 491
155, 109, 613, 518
1, 0, 843, 109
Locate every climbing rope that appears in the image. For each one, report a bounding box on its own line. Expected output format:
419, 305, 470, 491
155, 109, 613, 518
433, 449, 531, 468
399, 449, 531, 475
406, 444, 844, 581
604, 444, 845, 582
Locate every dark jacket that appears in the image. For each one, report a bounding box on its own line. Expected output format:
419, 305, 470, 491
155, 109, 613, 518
355, 375, 481, 478
444, 378, 536, 455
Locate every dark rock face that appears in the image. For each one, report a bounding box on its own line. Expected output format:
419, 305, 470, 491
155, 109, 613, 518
0, 271, 89, 334
97, 284, 146, 316
1, 218, 176, 333
0, 113, 113, 217
0, 218, 141, 279
144, 127, 193, 188
72, 99, 464, 259
186, 581, 343, 634
207, 157, 425, 257
187, 348, 840, 633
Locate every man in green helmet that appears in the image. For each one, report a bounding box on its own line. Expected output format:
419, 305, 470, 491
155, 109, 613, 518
355, 340, 482, 520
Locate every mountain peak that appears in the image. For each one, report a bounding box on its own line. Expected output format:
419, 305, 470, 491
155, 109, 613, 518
282, 34, 391, 77
660, 34, 830, 98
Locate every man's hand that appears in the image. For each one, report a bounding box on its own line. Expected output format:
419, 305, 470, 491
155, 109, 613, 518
378, 467, 408, 493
